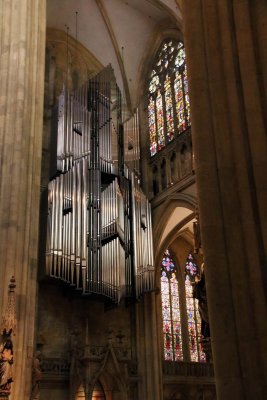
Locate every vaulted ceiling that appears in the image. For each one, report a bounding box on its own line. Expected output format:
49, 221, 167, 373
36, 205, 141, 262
46, 0, 182, 109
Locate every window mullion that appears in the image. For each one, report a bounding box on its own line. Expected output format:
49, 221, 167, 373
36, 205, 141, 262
179, 275, 191, 362
193, 298, 201, 361
181, 65, 189, 130
161, 75, 168, 147
168, 278, 176, 361
170, 74, 178, 138
154, 95, 158, 153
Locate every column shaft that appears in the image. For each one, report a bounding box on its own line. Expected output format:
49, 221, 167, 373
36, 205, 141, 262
182, 1, 267, 399
0, 0, 46, 398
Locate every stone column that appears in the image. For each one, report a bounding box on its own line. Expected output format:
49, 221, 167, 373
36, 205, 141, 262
182, 1, 267, 399
0, 0, 46, 398
136, 293, 163, 400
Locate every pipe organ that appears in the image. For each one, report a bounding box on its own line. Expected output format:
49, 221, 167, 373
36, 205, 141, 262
46, 65, 154, 302
124, 110, 140, 174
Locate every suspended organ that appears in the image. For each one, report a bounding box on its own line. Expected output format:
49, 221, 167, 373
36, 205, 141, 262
46, 66, 154, 302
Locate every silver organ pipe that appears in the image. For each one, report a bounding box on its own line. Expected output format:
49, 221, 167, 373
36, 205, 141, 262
46, 66, 154, 302
124, 109, 140, 174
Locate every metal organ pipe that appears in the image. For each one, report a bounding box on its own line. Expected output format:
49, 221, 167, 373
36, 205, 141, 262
46, 66, 155, 302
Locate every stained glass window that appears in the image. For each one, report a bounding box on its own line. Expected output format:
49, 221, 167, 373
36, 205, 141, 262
148, 97, 157, 156
164, 75, 174, 142
161, 249, 207, 364
156, 90, 165, 150
161, 249, 183, 361
148, 39, 191, 156
185, 252, 206, 362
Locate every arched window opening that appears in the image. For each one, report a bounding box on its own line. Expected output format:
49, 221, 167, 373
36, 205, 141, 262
161, 249, 183, 361
75, 384, 85, 400
185, 252, 206, 362
148, 40, 190, 156
75, 382, 106, 400
92, 382, 106, 400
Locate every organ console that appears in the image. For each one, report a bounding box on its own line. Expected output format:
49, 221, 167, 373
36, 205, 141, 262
46, 65, 154, 302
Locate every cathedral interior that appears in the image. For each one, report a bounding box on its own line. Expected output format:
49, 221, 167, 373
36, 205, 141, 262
0, 1, 267, 400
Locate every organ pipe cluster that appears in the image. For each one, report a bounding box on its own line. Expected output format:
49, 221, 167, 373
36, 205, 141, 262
124, 110, 140, 174
46, 65, 154, 302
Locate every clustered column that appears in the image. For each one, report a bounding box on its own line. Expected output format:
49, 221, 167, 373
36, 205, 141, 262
0, 0, 46, 398
182, 1, 267, 399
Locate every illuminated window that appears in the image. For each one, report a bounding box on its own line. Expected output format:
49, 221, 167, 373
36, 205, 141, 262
161, 250, 206, 363
161, 249, 183, 361
148, 40, 190, 156
75, 382, 106, 400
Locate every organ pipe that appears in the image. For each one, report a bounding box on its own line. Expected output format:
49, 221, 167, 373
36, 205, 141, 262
46, 65, 154, 302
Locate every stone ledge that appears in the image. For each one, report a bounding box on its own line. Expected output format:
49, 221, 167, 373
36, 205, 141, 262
163, 361, 214, 378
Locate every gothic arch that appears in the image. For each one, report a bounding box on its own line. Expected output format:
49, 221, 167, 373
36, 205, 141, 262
155, 221, 194, 275
153, 193, 196, 255
91, 347, 128, 400
136, 26, 184, 105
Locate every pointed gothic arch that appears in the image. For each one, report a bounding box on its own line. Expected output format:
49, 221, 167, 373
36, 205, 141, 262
160, 247, 207, 363
161, 249, 183, 361
148, 38, 191, 156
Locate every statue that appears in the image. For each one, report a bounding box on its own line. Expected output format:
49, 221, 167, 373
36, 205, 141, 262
193, 264, 212, 362
0, 277, 16, 399
0, 330, 13, 395
180, 145, 191, 176
30, 351, 42, 400
193, 203, 201, 254
193, 264, 210, 339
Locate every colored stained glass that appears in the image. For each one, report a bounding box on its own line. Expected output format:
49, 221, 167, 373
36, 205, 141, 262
149, 73, 159, 94
149, 97, 157, 156
164, 75, 174, 142
148, 39, 191, 156
156, 90, 165, 151
175, 46, 185, 68
185, 252, 198, 280
185, 255, 206, 363
183, 65, 191, 127
162, 249, 175, 272
185, 275, 198, 361
174, 71, 186, 132
161, 250, 183, 361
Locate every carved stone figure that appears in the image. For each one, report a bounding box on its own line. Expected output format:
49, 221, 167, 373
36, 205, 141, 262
0, 330, 13, 396
193, 264, 210, 339
180, 145, 191, 176
30, 351, 42, 400
193, 264, 213, 362
0, 276, 16, 399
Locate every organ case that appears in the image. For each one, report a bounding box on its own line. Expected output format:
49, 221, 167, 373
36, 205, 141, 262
46, 65, 154, 302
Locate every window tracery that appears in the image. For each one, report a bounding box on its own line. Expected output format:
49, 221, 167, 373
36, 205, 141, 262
161, 250, 206, 363
148, 40, 190, 156
161, 249, 183, 361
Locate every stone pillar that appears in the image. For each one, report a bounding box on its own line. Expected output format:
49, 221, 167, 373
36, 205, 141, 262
0, 0, 46, 398
182, 1, 267, 399
136, 293, 163, 400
